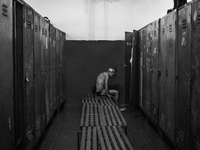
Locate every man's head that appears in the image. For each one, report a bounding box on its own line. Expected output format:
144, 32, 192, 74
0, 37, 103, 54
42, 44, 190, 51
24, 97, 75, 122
108, 68, 117, 77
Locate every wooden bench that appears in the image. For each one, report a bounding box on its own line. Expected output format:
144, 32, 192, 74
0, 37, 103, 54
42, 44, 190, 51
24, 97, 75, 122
80, 103, 127, 133
78, 126, 134, 150
82, 93, 116, 106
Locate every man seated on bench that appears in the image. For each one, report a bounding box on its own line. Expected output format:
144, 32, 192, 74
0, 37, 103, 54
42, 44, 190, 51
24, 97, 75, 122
95, 68, 125, 111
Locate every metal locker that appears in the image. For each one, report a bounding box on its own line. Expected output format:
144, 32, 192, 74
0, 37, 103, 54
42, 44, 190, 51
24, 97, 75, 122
125, 32, 133, 105
129, 30, 139, 109
0, 0, 15, 149
49, 24, 56, 120
23, 3, 35, 149
62, 32, 66, 104
44, 19, 50, 124
40, 16, 46, 132
159, 10, 176, 143
176, 3, 191, 150
150, 20, 159, 124
55, 28, 60, 109
145, 23, 152, 118
59, 31, 63, 105
139, 27, 147, 111
191, 0, 200, 149
34, 10, 42, 144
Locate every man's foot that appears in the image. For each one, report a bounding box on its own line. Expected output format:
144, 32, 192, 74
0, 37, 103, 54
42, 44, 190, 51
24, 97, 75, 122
120, 108, 126, 112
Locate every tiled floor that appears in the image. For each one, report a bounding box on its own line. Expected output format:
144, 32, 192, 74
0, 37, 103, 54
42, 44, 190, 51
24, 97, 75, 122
36, 105, 174, 150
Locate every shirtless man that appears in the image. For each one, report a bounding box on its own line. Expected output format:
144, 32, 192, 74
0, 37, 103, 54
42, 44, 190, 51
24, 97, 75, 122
95, 68, 119, 104
167, 0, 187, 13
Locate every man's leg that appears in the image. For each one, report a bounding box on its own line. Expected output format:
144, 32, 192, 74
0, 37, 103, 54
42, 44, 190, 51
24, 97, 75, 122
108, 89, 119, 106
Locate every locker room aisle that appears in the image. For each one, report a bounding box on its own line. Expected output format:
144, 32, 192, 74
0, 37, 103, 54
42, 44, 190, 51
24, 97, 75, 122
36, 105, 174, 150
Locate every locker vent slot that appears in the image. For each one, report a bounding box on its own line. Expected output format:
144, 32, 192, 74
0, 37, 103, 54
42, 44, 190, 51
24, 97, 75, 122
35, 25, 38, 33
46, 109, 49, 115
154, 31, 156, 37
45, 29, 47, 37
162, 28, 165, 35
2, 4, 8, 17
169, 24, 172, 32
42, 28, 45, 35
42, 114, 45, 122
161, 114, 165, 122
197, 14, 200, 25
195, 142, 200, 150
181, 19, 187, 29
26, 20, 31, 28
179, 131, 185, 141
168, 121, 172, 129
36, 121, 40, 130
153, 107, 157, 114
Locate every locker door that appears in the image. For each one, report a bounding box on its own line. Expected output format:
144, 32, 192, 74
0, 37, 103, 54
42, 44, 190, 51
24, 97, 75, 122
40, 16, 46, 132
0, 0, 15, 149
125, 32, 133, 105
159, 10, 176, 143
129, 30, 139, 109
44, 20, 50, 124
34, 11, 42, 144
145, 24, 152, 117
24, 4, 35, 149
49, 24, 56, 120
151, 20, 159, 124
140, 28, 147, 110
191, 1, 200, 149
176, 3, 191, 150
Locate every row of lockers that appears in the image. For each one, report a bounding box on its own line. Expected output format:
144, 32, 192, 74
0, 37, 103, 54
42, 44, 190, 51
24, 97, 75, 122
136, 1, 200, 150
0, 0, 66, 149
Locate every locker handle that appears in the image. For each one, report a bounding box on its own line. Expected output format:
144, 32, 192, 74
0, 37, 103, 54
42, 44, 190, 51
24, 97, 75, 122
150, 69, 153, 72
25, 77, 29, 82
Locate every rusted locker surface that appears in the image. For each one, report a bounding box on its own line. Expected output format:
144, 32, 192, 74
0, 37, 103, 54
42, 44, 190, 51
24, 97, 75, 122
191, 1, 200, 149
55, 28, 60, 110
159, 10, 176, 143
23, 3, 35, 149
49, 24, 56, 120
150, 20, 159, 124
129, 30, 139, 109
33, 10, 42, 144
145, 24, 152, 118
0, 0, 15, 149
44, 19, 50, 124
40, 16, 46, 132
139, 27, 147, 110
176, 3, 191, 150
125, 32, 133, 105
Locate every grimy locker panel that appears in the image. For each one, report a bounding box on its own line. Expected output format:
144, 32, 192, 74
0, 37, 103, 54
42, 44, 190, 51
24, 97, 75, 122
24, 4, 35, 149
62, 32, 66, 104
125, 32, 133, 105
49, 24, 56, 120
129, 30, 139, 109
34, 10, 42, 144
191, 1, 200, 149
59, 31, 63, 105
144, 24, 152, 117
139, 27, 146, 110
159, 10, 176, 143
149, 20, 159, 124
176, 3, 191, 150
0, 0, 15, 149
15, 1, 25, 149
40, 16, 47, 133
44, 20, 50, 124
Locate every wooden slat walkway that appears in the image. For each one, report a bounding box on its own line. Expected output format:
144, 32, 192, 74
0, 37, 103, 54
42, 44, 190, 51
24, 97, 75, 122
82, 94, 116, 106
80, 103, 127, 130
78, 126, 134, 150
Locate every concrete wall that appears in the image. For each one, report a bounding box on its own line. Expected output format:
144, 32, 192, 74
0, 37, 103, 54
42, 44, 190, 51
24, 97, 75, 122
65, 41, 125, 107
